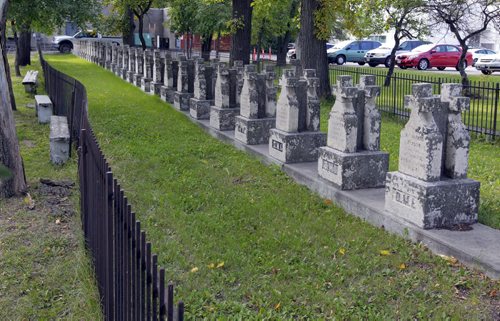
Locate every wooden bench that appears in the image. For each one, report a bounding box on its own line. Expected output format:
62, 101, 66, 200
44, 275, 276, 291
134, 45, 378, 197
22, 70, 39, 94
50, 116, 70, 165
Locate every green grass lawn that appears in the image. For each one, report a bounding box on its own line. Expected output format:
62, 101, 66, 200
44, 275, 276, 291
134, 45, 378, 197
44, 53, 500, 319
0, 54, 102, 320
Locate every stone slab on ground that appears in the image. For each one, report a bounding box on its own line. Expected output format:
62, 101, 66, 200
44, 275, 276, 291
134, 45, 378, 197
176, 110, 500, 280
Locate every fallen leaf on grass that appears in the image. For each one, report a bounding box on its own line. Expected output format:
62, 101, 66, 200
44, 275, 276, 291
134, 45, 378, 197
399, 263, 407, 270
338, 248, 346, 255
439, 254, 458, 265
207, 263, 215, 269
55, 219, 61, 225
488, 289, 497, 298
24, 193, 35, 210
324, 199, 333, 206
379, 250, 391, 256
190, 267, 199, 273
274, 302, 281, 310
216, 262, 224, 269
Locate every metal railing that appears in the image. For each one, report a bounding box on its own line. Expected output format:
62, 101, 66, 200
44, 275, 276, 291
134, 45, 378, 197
39, 50, 185, 321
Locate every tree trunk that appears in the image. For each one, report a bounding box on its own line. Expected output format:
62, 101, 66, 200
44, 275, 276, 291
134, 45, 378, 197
298, 0, 331, 98
1, 13, 15, 111
11, 22, 20, 77
230, 0, 252, 64
0, 0, 27, 197
17, 27, 31, 66
384, 32, 401, 87
137, 15, 146, 50
201, 33, 212, 61
123, 7, 135, 46
216, 31, 221, 59
256, 19, 265, 63
276, 0, 299, 67
458, 41, 469, 89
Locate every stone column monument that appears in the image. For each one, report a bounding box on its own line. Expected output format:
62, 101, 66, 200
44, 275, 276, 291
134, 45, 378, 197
127, 47, 136, 83
318, 75, 389, 190
190, 58, 215, 119
173, 55, 195, 111
385, 83, 480, 229
234, 65, 277, 145
133, 48, 144, 86
141, 49, 153, 93
209, 63, 240, 131
151, 49, 164, 96
268, 69, 326, 163
121, 45, 129, 80
160, 52, 179, 104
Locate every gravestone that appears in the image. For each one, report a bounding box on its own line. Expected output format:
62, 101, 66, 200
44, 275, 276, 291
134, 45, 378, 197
121, 45, 129, 80
111, 44, 118, 73
385, 83, 480, 229
318, 75, 389, 190
190, 58, 214, 119
173, 55, 195, 111
141, 49, 153, 93
160, 52, 179, 104
104, 43, 111, 69
127, 47, 136, 83
234, 65, 277, 145
209, 63, 239, 131
234, 60, 244, 107
268, 69, 326, 163
133, 48, 144, 86
115, 46, 123, 76
151, 49, 163, 96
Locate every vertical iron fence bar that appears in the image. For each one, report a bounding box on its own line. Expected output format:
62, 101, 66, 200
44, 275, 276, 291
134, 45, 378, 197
493, 83, 499, 139
141, 232, 147, 320
131, 213, 137, 320
177, 302, 184, 321
152, 255, 158, 321
136, 222, 141, 321
159, 269, 166, 320
106, 171, 115, 321
167, 282, 174, 321
147, 243, 152, 321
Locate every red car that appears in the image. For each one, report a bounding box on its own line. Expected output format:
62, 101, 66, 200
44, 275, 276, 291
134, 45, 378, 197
396, 44, 473, 71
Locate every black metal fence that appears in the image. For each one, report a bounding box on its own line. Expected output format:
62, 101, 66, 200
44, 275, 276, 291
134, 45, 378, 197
329, 66, 499, 138
40, 52, 185, 321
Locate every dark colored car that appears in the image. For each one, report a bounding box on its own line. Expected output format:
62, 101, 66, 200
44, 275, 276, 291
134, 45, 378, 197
396, 44, 473, 70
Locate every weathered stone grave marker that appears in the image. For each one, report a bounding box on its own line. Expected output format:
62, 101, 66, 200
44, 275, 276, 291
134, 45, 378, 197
190, 58, 214, 119
160, 52, 179, 104
133, 48, 144, 86
121, 45, 129, 80
151, 49, 164, 96
234, 65, 277, 145
210, 63, 239, 131
385, 83, 480, 229
127, 47, 136, 83
173, 55, 195, 111
268, 69, 326, 163
318, 75, 389, 190
141, 49, 153, 93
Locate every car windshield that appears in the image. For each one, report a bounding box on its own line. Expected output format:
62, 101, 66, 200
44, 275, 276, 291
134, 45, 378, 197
412, 44, 434, 53
332, 41, 351, 50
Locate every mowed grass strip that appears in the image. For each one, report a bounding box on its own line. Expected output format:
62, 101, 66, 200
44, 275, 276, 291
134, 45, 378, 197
0, 55, 102, 320
45, 54, 500, 319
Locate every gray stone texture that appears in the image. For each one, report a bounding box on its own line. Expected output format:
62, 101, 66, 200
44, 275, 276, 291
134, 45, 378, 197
35, 94, 53, 124
152, 49, 163, 95
49, 116, 70, 165
190, 58, 214, 119
174, 55, 195, 110
160, 53, 178, 103
141, 49, 153, 93
385, 83, 480, 229
210, 63, 239, 130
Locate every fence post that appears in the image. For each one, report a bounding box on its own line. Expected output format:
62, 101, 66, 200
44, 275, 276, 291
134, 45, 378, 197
493, 83, 499, 139
80, 129, 88, 236
106, 171, 115, 321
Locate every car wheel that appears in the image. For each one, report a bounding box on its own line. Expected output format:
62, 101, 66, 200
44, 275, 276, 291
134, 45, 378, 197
368, 63, 378, 67
417, 59, 429, 70
59, 43, 72, 54
384, 57, 392, 68
336, 55, 346, 65
481, 70, 492, 75
437, 67, 446, 70
455, 61, 467, 71
358, 62, 365, 66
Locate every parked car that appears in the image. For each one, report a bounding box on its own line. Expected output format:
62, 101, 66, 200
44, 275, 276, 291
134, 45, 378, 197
364, 40, 431, 67
395, 44, 473, 71
468, 48, 496, 66
474, 53, 500, 75
287, 42, 334, 60
327, 40, 382, 65
52, 30, 121, 53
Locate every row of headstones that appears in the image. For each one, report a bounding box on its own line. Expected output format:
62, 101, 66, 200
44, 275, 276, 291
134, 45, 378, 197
73, 40, 479, 230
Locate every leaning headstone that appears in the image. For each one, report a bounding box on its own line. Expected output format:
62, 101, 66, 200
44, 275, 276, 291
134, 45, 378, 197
134, 48, 144, 86
268, 69, 326, 163
234, 65, 277, 145
190, 58, 214, 119
127, 47, 136, 83
50, 116, 70, 165
141, 49, 153, 93
385, 83, 480, 229
151, 49, 163, 96
121, 45, 129, 80
173, 55, 195, 110
160, 52, 179, 104
209, 63, 239, 131
318, 75, 389, 190
35, 95, 53, 124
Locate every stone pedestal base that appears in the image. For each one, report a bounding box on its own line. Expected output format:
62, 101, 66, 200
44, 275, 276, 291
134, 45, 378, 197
269, 129, 326, 163
189, 98, 212, 119
385, 171, 480, 229
105, 62, 111, 70
160, 86, 176, 104
152, 82, 162, 96
174, 92, 193, 111
235, 116, 275, 145
133, 74, 142, 87
115, 67, 122, 77
127, 71, 135, 83
111, 64, 117, 73
121, 69, 128, 80
210, 106, 240, 131
318, 147, 388, 190
141, 78, 152, 94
